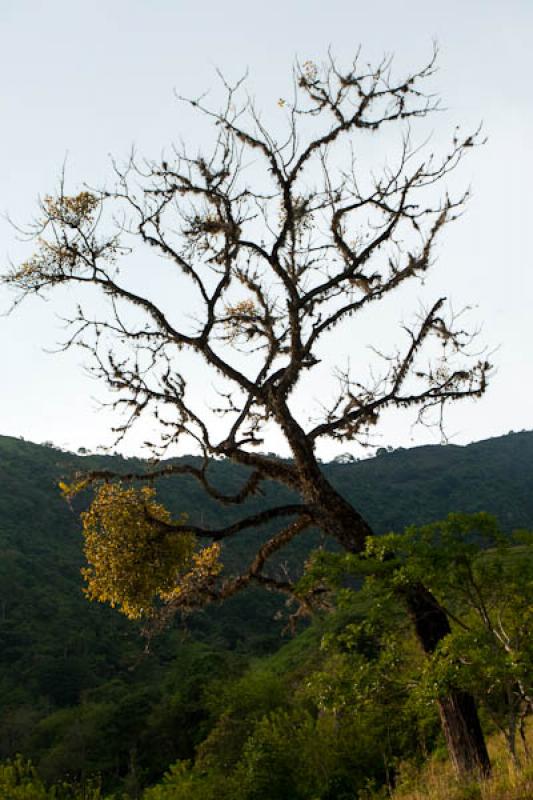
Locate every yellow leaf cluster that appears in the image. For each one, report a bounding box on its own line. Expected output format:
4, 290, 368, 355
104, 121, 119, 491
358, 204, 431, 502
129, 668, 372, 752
302, 60, 318, 82
225, 298, 257, 317
223, 298, 259, 342
7, 247, 57, 287
44, 191, 99, 226
58, 478, 90, 498
159, 541, 223, 610
81, 483, 219, 619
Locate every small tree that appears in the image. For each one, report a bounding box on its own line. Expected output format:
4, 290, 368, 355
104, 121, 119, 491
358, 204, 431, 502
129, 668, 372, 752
5, 50, 491, 774
305, 513, 533, 766
396, 515, 532, 765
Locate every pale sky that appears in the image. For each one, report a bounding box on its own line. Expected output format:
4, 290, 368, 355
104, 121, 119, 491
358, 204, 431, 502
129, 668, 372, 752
1, 0, 532, 459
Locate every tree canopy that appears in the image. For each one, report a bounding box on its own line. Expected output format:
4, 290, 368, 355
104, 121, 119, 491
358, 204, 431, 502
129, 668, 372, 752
5, 48, 489, 618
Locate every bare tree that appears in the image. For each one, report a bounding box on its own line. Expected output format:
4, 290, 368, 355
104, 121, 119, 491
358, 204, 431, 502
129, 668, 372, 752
4, 49, 491, 775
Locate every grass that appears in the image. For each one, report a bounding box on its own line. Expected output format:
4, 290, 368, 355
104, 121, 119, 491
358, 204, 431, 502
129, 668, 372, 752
376, 721, 533, 800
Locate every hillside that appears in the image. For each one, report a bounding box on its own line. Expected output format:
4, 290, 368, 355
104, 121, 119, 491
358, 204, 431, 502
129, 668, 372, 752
1, 429, 533, 658
0, 430, 532, 790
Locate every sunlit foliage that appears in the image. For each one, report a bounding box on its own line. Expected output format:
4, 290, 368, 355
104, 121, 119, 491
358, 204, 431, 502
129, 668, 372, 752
81, 483, 222, 619
0, 756, 104, 799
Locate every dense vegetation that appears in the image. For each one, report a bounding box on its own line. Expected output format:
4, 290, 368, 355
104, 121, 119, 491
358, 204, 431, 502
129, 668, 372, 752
1, 430, 532, 797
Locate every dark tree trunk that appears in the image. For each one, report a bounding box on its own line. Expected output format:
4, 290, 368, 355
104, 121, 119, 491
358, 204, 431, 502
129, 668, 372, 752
437, 691, 491, 777
404, 583, 491, 777
271, 415, 492, 778
303, 473, 491, 777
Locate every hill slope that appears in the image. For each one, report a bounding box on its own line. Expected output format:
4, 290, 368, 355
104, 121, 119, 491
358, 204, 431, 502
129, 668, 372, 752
1, 429, 532, 693
1, 429, 532, 787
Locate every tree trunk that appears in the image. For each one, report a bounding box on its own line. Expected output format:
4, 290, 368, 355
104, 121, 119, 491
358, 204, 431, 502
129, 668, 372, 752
275, 431, 492, 778
404, 583, 491, 776
437, 690, 491, 776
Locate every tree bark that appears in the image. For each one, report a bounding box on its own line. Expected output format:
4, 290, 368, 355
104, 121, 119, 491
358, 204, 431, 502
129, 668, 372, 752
269, 413, 492, 778
404, 582, 491, 776
302, 469, 491, 776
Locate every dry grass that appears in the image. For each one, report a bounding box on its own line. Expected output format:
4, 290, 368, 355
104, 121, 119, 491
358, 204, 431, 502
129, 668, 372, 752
381, 722, 533, 800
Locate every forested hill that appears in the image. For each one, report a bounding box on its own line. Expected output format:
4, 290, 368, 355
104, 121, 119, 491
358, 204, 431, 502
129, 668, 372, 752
1, 428, 532, 543
1, 429, 532, 788
327, 429, 533, 531
1, 428, 532, 663
1, 429, 532, 600
1, 429, 533, 595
